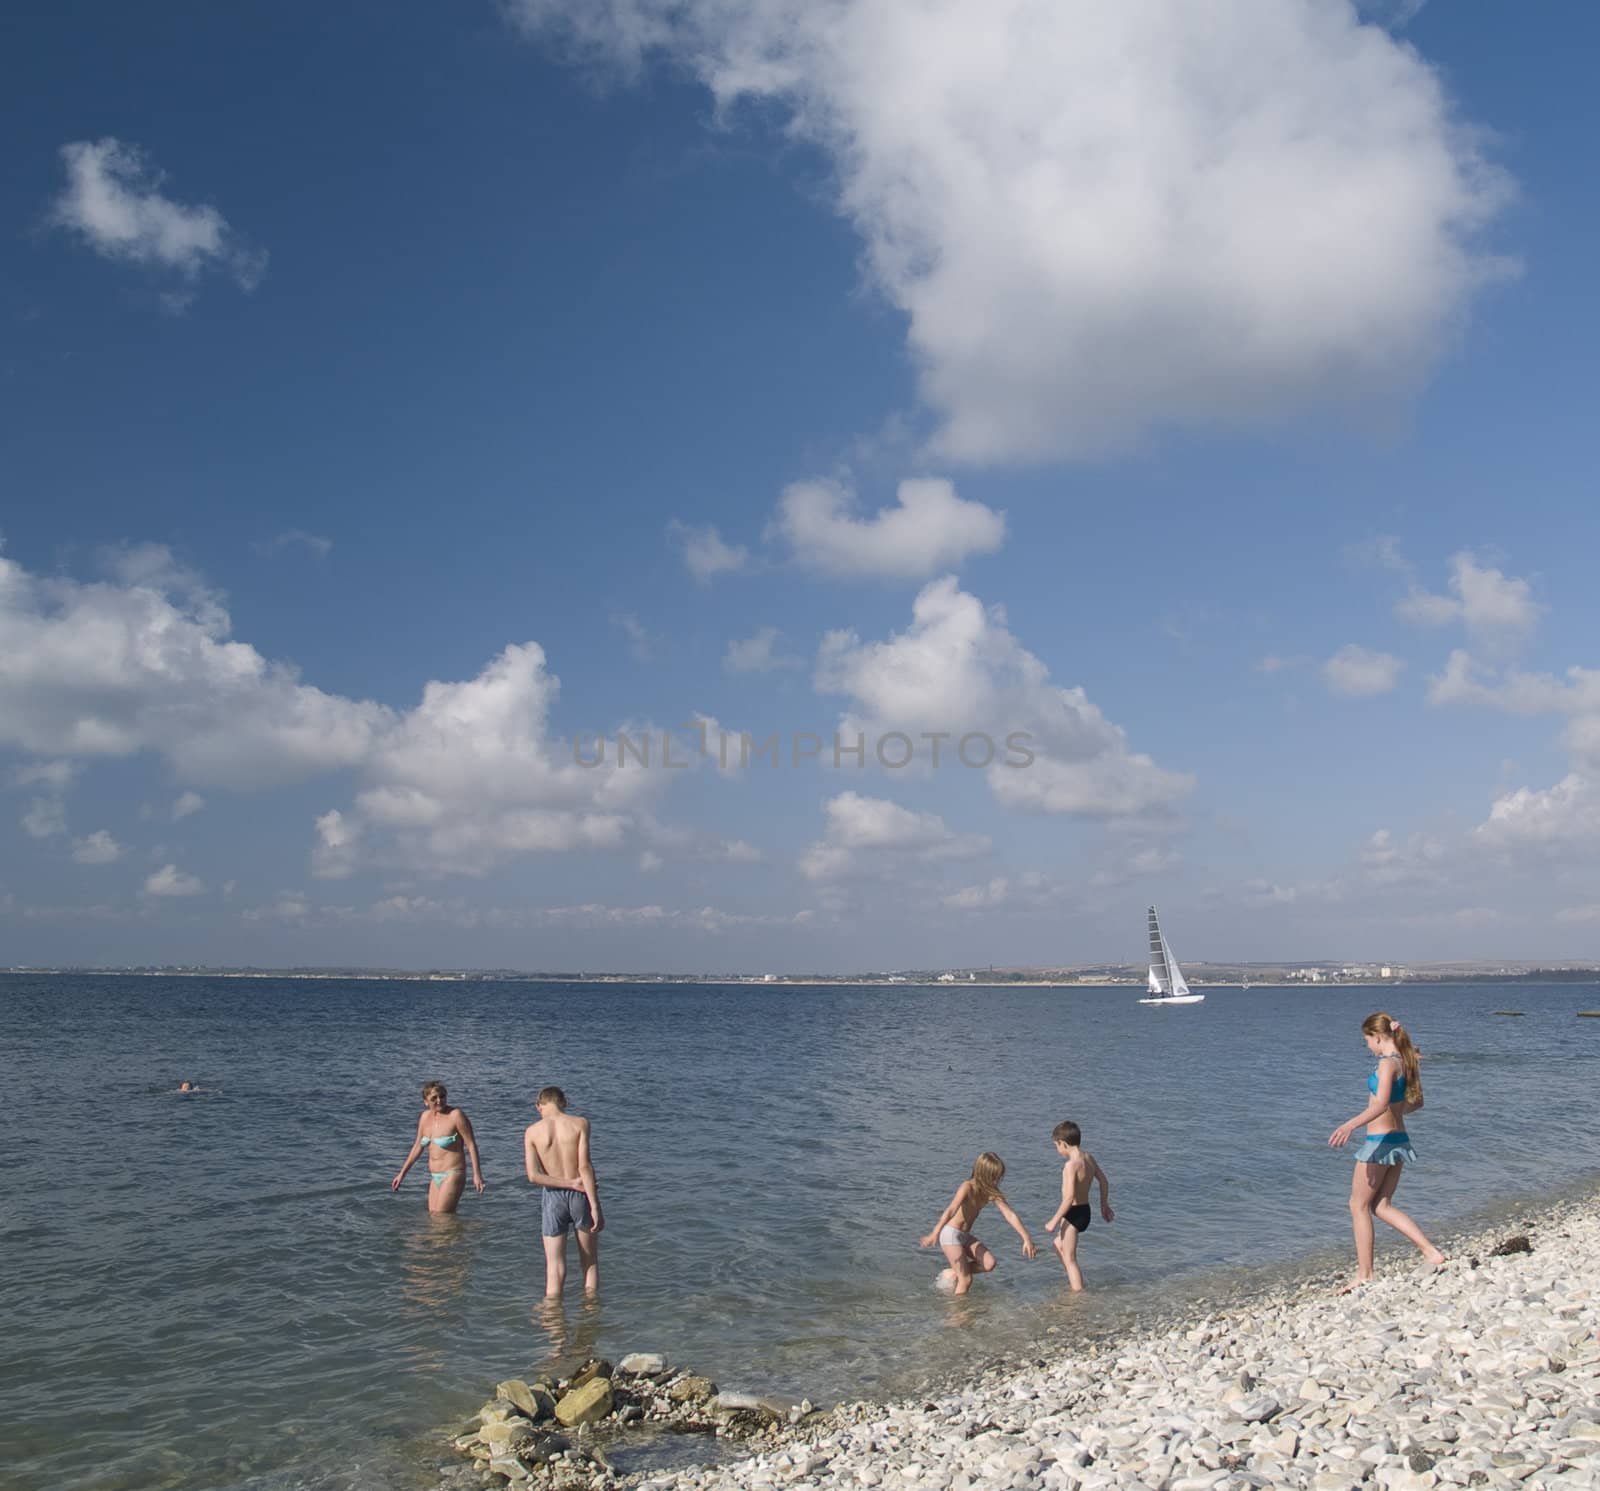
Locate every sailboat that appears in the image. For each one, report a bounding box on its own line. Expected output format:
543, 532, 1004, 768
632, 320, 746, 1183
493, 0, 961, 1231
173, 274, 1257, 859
1139, 905, 1205, 1006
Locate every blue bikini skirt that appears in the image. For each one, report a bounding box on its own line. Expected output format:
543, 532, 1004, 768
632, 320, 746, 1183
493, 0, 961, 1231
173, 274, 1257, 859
1353, 1131, 1416, 1165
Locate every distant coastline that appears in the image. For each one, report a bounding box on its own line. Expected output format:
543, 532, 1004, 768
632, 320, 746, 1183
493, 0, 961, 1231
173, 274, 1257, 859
5, 963, 1599, 985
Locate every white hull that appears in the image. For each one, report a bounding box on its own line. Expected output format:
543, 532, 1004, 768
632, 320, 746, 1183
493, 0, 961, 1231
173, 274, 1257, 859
1138, 993, 1206, 1005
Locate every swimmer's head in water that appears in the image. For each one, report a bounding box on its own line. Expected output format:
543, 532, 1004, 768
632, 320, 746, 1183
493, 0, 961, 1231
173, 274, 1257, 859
421, 1080, 447, 1106
969, 1151, 1005, 1199
179, 1081, 194, 1092
536, 1086, 566, 1111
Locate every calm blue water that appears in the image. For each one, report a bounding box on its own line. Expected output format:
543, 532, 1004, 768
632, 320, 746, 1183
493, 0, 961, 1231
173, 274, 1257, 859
5, 974, 1598, 1491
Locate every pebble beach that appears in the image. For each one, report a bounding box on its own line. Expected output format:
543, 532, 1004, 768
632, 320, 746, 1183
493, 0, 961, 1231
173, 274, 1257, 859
454, 1186, 1600, 1491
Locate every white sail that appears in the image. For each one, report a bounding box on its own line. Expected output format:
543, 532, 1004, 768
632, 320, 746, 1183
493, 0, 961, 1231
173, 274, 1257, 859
1163, 934, 1190, 997
1146, 906, 1168, 994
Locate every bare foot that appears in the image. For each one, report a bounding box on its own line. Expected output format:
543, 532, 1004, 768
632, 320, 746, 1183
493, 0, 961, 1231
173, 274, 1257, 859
1338, 1276, 1373, 1295
1425, 1250, 1447, 1269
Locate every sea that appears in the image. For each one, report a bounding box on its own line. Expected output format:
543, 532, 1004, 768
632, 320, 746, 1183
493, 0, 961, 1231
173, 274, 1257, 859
4, 973, 1598, 1491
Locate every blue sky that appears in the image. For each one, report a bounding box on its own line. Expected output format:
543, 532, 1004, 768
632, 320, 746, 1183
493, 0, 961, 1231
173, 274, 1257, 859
4, 0, 1599, 971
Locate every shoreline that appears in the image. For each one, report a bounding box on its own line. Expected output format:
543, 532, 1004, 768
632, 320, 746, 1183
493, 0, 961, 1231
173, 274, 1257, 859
596, 1181, 1600, 1491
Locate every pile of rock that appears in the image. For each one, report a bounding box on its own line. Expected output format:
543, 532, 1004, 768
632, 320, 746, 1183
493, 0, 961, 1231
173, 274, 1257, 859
449, 1352, 815, 1487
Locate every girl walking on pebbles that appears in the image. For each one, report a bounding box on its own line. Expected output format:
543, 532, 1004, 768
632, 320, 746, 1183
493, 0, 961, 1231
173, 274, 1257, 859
920, 1152, 1036, 1296
1328, 1012, 1446, 1290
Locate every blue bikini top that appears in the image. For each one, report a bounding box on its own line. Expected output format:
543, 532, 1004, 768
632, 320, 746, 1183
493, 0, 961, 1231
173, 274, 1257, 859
1369, 1054, 1407, 1101
421, 1133, 459, 1147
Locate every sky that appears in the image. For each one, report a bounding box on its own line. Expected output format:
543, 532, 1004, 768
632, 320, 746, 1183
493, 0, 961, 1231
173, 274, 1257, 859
3, 0, 1599, 973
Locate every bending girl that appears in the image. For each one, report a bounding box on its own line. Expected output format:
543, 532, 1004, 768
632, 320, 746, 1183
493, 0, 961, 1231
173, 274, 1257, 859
919, 1151, 1036, 1296
1328, 1012, 1445, 1289
392, 1080, 484, 1214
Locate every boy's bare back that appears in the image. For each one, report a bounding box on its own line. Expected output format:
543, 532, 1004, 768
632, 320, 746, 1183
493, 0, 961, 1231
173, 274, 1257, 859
1064, 1150, 1096, 1206
528, 1110, 588, 1179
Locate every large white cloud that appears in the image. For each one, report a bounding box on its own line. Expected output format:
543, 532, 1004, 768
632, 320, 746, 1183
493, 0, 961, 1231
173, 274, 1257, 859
0, 543, 388, 785
799, 789, 988, 881
50, 138, 266, 293
774, 478, 1004, 579
511, 0, 1512, 462
816, 575, 1192, 817
1395, 551, 1542, 649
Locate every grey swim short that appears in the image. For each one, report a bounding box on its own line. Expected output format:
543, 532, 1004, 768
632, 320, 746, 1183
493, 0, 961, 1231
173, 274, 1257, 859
541, 1187, 594, 1237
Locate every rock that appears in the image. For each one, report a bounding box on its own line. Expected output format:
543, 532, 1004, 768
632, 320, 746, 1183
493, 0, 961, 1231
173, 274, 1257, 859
1237, 1395, 1281, 1424
569, 1358, 614, 1390
619, 1353, 670, 1377
1491, 1236, 1533, 1257
619, 1405, 646, 1425
480, 1418, 539, 1452
496, 1380, 555, 1421
554, 1378, 614, 1427
481, 1398, 526, 1426
488, 1454, 533, 1482
669, 1374, 720, 1404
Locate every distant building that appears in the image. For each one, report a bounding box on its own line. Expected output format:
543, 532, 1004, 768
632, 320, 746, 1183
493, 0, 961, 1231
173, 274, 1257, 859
1380, 966, 1393, 978
938, 971, 957, 982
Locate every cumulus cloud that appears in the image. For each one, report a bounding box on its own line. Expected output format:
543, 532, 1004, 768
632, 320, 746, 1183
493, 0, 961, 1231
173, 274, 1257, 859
942, 876, 1010, 911
511, 0, 1512, 463
671, 521, 751, 584
1323, 645, 1404, 697
611, 612, 658, 663
50, 138, 266, 293
0, 542, 389, 786
1475, 775, 1600, 856
1395, 551, 1542, 649
70, 830, 124, 865
256, 530, 334, 560
145, 863, 204, 897
773, 478, 1004, 579
172, 791, 206, 821
799, 789, 989, 881
817, 576, 1192, 818
21, 797, 66, 840
723, 626, 803, 674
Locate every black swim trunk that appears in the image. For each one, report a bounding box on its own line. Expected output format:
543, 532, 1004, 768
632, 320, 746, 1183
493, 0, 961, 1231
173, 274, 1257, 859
1064, 1204, 1091, 1233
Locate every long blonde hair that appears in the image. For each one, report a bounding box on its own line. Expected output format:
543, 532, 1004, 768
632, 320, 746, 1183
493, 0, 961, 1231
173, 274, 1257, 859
1362, 1011, 1422, 1105
969, 1151, 1006, 1202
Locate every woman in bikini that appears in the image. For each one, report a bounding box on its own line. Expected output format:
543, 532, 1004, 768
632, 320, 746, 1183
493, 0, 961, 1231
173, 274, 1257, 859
1328, 1012, 1446, 1289
919, 1151, 1036, 1296
392, 1080, 485, 1214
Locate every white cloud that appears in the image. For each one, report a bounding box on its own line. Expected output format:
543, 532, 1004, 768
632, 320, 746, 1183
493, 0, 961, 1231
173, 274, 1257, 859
611, 612, 658, 663
10, 760, 77, 790
1322, 644, 1404, 697
1475, 774, 1600, 857
511, 0, 1512, 463
311, 808, 360, 880
0, 542, 390, 787
145, 863, 204, 897
243, 892, 311, 923
817, 575, 1192, 818
638, 849, 664, 872
21, 797, 66, 840
256, 530, 333, 560
70, 830, 124, 865
50, 138, 266, 292
1090, 846, 1181, 888
724, 626, 802, 674
773, 478, 1004, 579
1255, 653, 1309, 675
1395, 551, 1541, 648
671, 521, 750, 584
172, 791, 206, 821
942, 876, 1009, 911
799, 789, 989, 881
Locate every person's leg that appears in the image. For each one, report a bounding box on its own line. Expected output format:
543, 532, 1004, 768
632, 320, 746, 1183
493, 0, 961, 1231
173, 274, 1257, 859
1059, 1223, 1084, 1292
940, 1241, 973, 1295
429, 1171, 465, 1215
543, 1234, 568, 1298
968, 1240, 997, 1275
575, 1226, 600, 1296
1373, 1165, 1446, 1265
1344, 1162, 1383, 1289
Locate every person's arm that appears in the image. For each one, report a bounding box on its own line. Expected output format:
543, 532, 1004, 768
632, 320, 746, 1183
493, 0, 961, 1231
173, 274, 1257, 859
456, 1110, 486, 1193
576, 1119, 603, 1232
993, 1195, 1037, 1259
1092, 1157, 1113, 1222
920, 1183, 968, 1247
524, 1126, 579, 1188
392, 1119, 424, 1190
1044, 1161, 1073, 1232
1329, 1061, 1396, 1146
